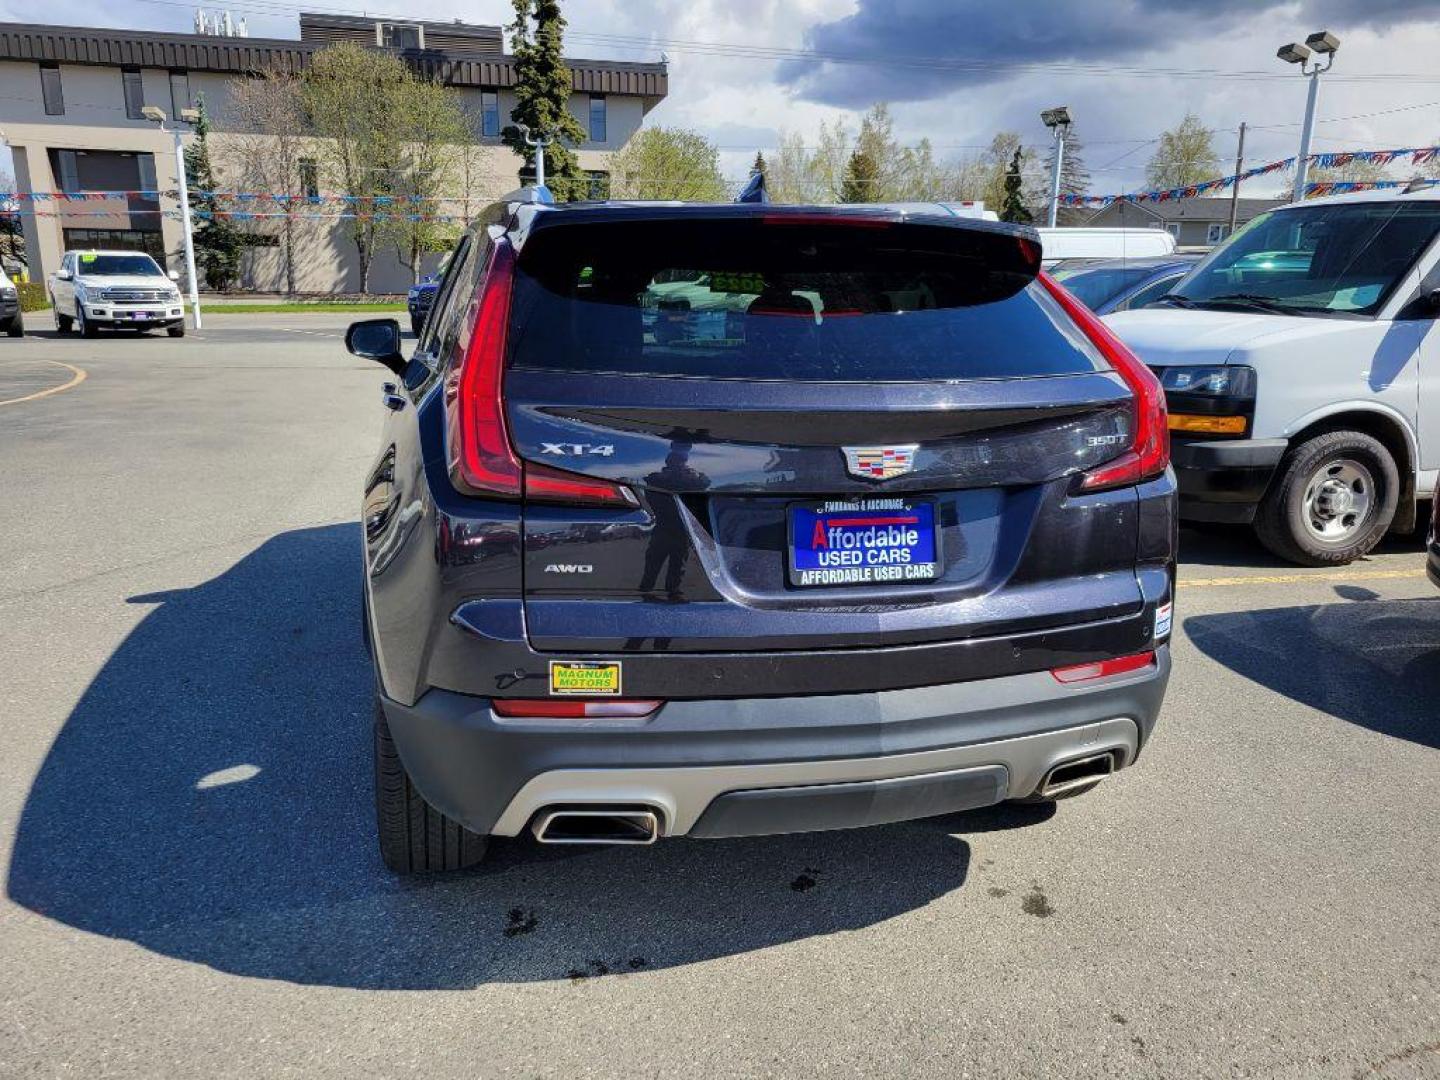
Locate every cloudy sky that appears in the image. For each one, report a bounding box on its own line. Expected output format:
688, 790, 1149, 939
4, 0, 1440, 198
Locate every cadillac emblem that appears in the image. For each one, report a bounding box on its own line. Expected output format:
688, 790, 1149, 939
842, 445, 919, 481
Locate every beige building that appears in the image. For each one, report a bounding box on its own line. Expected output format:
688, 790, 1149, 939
0, 16, 667, 293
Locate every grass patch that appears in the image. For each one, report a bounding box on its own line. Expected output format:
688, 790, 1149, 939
202, 302, 407, 314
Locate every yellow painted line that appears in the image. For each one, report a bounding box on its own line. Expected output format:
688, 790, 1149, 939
0, 359, 87, 407
1180, 568, 1424, 588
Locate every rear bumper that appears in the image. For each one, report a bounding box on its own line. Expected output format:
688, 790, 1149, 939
1172, 437, 1288, 524
380, 645, 1170, 839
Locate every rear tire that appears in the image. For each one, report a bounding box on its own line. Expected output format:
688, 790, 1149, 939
410, 317, 422, 337
374, 699, 487, 873
5, 314, 21, 338
1254, 430, 1398, 566
167, 326, 185, 338
55, 308, 72, 334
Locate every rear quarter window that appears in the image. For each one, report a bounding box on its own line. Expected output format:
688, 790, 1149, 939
506, 218, 1103, 381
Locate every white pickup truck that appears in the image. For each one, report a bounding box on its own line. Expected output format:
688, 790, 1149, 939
1105, 188, 1440, 565
48, 250, 186, 338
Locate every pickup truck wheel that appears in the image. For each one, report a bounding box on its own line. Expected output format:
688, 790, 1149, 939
55, 308, 72, 334
374, 699, 488, 873
5, 314, 21, 337
78, 309, 98, 338
167, 326, 185, 338
1254, 430, 1398, 566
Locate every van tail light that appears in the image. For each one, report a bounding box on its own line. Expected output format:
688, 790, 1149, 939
445, 239, 636, 509
492, 699, 663, 719
1039, 272, 1169, 493
1051, 650, 1156, 685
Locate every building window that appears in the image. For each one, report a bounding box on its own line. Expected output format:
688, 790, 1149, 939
123, 69, 145, 120
62, 228, 165, 262
299, 157, 319, 199
1164, 222, 1182, 239
55, 150, 80, 193
40, 63, 64, 116
1206, 222, 1230, 245
588, 94, 606, 143
169, 71, 191, 120
381, 23, 421, 49
481, 90, 499, 138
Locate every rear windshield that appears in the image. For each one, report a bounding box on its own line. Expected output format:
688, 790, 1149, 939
506, 218, 1102, 381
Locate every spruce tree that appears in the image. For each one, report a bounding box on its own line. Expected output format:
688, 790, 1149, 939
839, 146, 880, 203
184, 94, 243, 291
1000, 149, 1033, 224
502, 0, 588, 201
752, 151, 767, 178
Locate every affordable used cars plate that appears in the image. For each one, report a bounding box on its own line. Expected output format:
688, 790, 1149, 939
788, 498, 939, 587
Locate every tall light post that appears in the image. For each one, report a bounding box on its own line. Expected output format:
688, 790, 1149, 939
519, 124, 553, 190
1277, 31, 1340, 203
1041, 106, 1072, 228
142, 105, 202, 329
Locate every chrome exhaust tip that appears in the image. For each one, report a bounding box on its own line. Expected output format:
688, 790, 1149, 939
531, 807, 661, 845
1037, 751, 1116, 798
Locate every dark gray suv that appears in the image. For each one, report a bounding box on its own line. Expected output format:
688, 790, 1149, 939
348, 194, 1177, 872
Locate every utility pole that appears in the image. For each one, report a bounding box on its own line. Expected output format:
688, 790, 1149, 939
171, 126, 202, 329
1227, 122, 1247, 235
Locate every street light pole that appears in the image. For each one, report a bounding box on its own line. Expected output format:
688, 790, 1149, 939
1228, 121, 1247, 234
521, 125, 553, 190
170, 125, 202, 329
1277, 31, 1339, 203
1040, 106, 1072, 228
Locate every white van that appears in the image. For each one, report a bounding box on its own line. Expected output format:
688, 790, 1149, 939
1038, 227, 1177, 267
1105, 188, 1440, 565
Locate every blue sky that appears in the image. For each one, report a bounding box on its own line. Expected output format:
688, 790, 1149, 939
3, 0, 1439, 198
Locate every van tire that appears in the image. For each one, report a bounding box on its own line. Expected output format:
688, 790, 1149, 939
1254, 429, 1398, 566
374, 699, 488, 873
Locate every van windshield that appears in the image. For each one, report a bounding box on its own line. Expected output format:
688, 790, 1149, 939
506, 217, 1103, 381
1170, 201, 1440, 317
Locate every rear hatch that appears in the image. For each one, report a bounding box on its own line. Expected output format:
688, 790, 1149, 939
504, 208, 1145, 653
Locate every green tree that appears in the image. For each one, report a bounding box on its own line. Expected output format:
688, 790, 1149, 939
752, 151, 767, 179
840, 103, 901, 202
184, 94, 243, 291
502, 0, 588, 201
610, 127, 727, 200
303, 42, 407, 293
1145, 114, 1220, 190
982, 131, 1023, 210
1000, 149, 1033, 224
391, 74, 469, 284
840, 144, 881, 203
1045, 128, 1091, 225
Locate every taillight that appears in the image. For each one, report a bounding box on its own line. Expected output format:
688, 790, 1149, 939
492, 699, 662, 719
1039, 272, 1169, 493
1051, 650, 1156, 685
445, 238, 636, 509
446, 238, 522, 497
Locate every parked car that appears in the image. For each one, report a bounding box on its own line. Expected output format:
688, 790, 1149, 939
0, 266, 21, 337
1050, 255, 1202, 315
48, 250, 185, 337
1428, 473, 1440, 590
1036, 227, 1177, 268
346, 193, 1176, 872
1106, 188, 1440, 566
406, 252, 454, 337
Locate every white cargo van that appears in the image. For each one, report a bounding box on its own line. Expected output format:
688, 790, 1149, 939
1105, 188, 1440, 565
1038, 227, 1177, 267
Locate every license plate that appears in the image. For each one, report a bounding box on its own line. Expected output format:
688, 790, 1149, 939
549, 661, 622, 696
129, 312, 156, 320
788, 498, 939, 587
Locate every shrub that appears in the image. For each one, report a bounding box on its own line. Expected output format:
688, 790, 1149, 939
17, 282, 50, 312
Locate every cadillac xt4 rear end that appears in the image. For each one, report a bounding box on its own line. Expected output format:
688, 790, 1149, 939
358, 200, 1176, 872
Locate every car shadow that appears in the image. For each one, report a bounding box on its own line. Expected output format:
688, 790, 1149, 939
1184, 596, 1440, 750
6, 524, 1051, 990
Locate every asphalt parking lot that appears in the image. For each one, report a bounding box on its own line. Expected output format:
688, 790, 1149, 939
1, 315, 1437, 1079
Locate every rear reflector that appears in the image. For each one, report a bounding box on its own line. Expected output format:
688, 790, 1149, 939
1169, 413, 1247, 435
492, 699, 663, 719
1038, 273, 1169, 493
1051, 650, 1156, 685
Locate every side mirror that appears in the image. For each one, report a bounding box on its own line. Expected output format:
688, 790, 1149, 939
168, 269, 180, 282
55, 269, 73, 281
346, 318, 407, 376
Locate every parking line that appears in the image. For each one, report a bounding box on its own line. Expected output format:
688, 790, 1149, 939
1180, 568, 1424, 588
0, 359, 87, 407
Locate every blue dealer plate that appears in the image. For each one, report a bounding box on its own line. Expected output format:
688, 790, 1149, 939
788, 499, 939, 588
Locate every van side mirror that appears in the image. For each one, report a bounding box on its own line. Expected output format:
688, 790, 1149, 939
346, 318, 407, 376
55, 269, 72, 281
